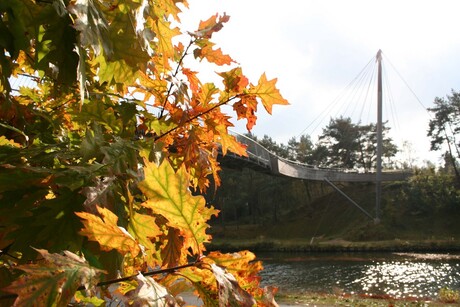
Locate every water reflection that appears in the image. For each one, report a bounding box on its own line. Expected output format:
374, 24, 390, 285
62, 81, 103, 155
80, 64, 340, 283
258, 252, 460, 299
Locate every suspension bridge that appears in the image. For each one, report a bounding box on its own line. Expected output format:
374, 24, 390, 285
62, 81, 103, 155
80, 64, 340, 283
219, 50, 416, 221
221, 131, 411, 183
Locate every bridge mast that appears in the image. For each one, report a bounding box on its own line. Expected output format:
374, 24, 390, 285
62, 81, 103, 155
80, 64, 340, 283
375, 49, 383, 223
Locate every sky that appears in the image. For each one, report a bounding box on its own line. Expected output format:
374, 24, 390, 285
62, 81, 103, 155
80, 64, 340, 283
178, 0, 460, 165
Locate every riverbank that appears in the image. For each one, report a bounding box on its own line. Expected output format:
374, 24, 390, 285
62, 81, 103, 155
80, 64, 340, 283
276, 291, 460, 306
208, 237, 460, 253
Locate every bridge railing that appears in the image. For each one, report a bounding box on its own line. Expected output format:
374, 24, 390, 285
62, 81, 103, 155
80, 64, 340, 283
229, 131, 272, 169
228, 130, 412, 182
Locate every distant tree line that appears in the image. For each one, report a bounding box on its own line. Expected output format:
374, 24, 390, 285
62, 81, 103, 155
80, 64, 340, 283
246, 116, 398, 171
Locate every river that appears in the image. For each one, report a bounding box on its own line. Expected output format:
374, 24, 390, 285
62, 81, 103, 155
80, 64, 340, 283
257, 252, 460, 300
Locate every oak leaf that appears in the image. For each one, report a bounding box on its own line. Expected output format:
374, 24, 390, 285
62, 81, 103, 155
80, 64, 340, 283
138, 160, 219, 255
76, 206, 141, 257
195, 13, 231, 39
249, 73, 289, 114
4, 249, 104, 307
194, 41, 233, 65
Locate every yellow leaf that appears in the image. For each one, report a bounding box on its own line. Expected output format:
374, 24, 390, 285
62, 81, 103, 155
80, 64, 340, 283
152, 18, 181, 70
76, 206, 141, 256
138, 161, 218, 255
249, 73, 289, 114
127, 212, 162, 267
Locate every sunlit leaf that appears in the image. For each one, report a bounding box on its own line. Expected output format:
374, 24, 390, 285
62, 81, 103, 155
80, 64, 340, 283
114, 272, 176, 306
195, 13, 230, 39
76, 206, 141, 257
139, 160, 219, 255
249, 73, 289, 114
67, 0, 112, 56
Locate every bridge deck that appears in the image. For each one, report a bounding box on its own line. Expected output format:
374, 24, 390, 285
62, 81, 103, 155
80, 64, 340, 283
220, 132, 411, 182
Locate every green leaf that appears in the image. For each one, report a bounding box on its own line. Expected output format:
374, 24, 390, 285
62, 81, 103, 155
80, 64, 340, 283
138, 161, 219, 255
6, 188, 85, 260
67, 0, 112, 56
4, 249, 105, 307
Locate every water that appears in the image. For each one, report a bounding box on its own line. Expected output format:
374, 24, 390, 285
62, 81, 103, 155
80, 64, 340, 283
258, 252, 460, 299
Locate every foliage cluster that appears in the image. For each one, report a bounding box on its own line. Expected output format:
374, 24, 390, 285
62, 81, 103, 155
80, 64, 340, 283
0, 0, 288, 305
428, 89, 460, 184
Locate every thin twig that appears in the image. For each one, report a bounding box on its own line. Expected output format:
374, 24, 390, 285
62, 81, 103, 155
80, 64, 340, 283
158, 39, 196, 119
155, 95, 240, 142
0, 260, 200, 301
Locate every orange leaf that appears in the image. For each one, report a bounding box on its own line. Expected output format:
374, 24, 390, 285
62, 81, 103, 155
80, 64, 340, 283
196, 13, 231, 39
194, 40, 233, 65
249, 73, 289, 114
76, 206, 141, 256
215, 125, 247, 156
218, 67, 249, 94
182, 68, 200, 93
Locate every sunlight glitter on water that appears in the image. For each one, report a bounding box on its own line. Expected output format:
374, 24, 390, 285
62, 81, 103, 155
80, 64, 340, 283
258, 252, 460, 299
349, 261, 459, 298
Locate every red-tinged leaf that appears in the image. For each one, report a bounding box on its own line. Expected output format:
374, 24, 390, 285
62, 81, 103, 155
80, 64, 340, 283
182, 68, 200, 93
249, 73, 289, 114
76, 206, 141, 257
206, 250, 265, 298
233, 95, 258, 131
138, 160, 219, 255
218, 67, 249, 93
211, 263, 256, 307
195, 13, 230, 39
161, 227, 184, 268
4, 249, 104, 307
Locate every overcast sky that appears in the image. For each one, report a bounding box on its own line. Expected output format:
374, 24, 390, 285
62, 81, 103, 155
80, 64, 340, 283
179, 0, 460, 165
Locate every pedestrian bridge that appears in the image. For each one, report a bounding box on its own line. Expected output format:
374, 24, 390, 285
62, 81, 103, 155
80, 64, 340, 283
220, 131, 412, 182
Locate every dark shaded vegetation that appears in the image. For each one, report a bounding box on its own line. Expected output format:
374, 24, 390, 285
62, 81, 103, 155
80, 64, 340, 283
205, 166, 460, 249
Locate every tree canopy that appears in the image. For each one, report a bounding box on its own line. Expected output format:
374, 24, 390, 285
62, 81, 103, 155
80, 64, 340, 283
0, 0, 288, 305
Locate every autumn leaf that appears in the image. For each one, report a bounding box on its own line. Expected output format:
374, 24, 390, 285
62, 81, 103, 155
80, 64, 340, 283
215, 125, 247, 156
211, 263, 256, 307
218, 67, 249, 94
76, 206, 141, 257
138, 160, 219, 255
194, 40, 233, 65
67, 0, 112, 56
195, 13, 231, 39
127, 212, 162, 267
161, 227, 185, 268
233, 95, 258, 130
114, 272, 177, 306
152, 18, 181, 70
4, 249, 105, 307
249, 73, 289, 114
